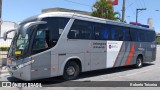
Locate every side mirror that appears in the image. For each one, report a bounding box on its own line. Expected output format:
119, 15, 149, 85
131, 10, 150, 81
3, 29, 16, 41
20, 21, 47, 38
3, 31, 7, 41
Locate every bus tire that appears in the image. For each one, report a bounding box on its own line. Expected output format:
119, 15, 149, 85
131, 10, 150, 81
63, 61, 80, 80
135, 56, 143, 68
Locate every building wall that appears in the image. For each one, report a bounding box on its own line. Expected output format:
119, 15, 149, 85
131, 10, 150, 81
0, 21, 17, 47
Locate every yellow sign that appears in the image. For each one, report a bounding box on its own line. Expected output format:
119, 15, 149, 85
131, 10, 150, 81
15, 51, 22, 55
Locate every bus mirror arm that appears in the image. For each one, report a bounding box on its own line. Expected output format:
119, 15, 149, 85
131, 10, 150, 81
21, 21, 47, 38
3, 32, 7, 41
3, 29, 16, 41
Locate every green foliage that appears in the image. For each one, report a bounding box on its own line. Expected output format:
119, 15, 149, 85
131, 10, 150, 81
0, 47, 9, 51
91, 0, 121, 21
156, 36, 160, 43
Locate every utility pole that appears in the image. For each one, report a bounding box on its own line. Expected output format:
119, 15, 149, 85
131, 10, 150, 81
122, 0, 126, 22
136, 8, 146, 23
0, 0, 2, 37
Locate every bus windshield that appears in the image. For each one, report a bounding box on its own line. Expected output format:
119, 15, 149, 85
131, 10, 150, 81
8, 25, 31, 58
15, 33, 29, 53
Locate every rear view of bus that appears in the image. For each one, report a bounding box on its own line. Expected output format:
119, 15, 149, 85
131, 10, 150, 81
3, 12, 156, 81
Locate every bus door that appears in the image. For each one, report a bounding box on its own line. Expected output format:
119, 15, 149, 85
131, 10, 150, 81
30, 24, 52, 80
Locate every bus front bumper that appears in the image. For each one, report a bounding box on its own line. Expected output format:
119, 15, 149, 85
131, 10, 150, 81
8, 65, 32, 81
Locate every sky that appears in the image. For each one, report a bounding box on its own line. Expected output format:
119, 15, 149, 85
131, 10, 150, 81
2, 0, 160, 33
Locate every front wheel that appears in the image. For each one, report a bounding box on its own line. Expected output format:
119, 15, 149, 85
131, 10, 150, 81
63, 61, 80, 80
135, 56, 143, 68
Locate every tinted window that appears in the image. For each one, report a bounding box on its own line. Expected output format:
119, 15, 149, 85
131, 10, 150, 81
94, 24, 131, 41
138, 29, 146, 42
94, 23, 110, 40
123, 27, 131, 41
68, 20, 93, 39
147, 31, 156, 42
31, 24, 50, 55
33, 30, 49, 50
130, 28, 138, 41
42, 17, 69, 47
150, 31, 156, 42
130, 29, 146, 42
110, 26, 124, 41
130, 28, 155, 42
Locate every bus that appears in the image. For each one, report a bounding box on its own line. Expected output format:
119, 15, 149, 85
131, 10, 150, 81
3, 12, 156, 81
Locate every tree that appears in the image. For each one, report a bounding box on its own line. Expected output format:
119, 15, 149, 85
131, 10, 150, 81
156, 36, 160, 44
91, 0, 120, 21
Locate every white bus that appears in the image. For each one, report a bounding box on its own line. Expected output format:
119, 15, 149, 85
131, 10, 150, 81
4, 12, 156, 81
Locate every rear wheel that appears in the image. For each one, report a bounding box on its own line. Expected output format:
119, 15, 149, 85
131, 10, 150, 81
135, 56, 143, 68
63, 61, 80, 80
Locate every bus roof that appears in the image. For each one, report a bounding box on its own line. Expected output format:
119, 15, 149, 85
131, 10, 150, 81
23, 12, 155, 31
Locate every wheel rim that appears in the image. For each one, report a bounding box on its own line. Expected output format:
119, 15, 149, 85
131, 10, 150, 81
137, 58, 142, 67
66, 66, 76, 75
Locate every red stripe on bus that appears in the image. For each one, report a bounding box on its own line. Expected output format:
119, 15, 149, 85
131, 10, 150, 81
125, 43, 135, 65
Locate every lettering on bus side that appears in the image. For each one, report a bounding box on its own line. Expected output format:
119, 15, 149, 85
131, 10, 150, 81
92, 42, 106, 49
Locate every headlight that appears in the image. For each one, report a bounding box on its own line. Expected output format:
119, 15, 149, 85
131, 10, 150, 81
18, 60, 34, 68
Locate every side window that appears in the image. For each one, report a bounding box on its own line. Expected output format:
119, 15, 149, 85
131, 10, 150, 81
117, 27, 123, 41
32, 25, 50, 50
42, 17, 69, 47
123, 27, 131, 41
58, 18, 69, 34
94, 23, 110, 40
147, 31, 156, 42
130, 28, 138, 41
68, 20, 93, 39
110, 26, 116, 40
139, 30, 146, 42
110, 26, 123, 41
151, 31, 156, 42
